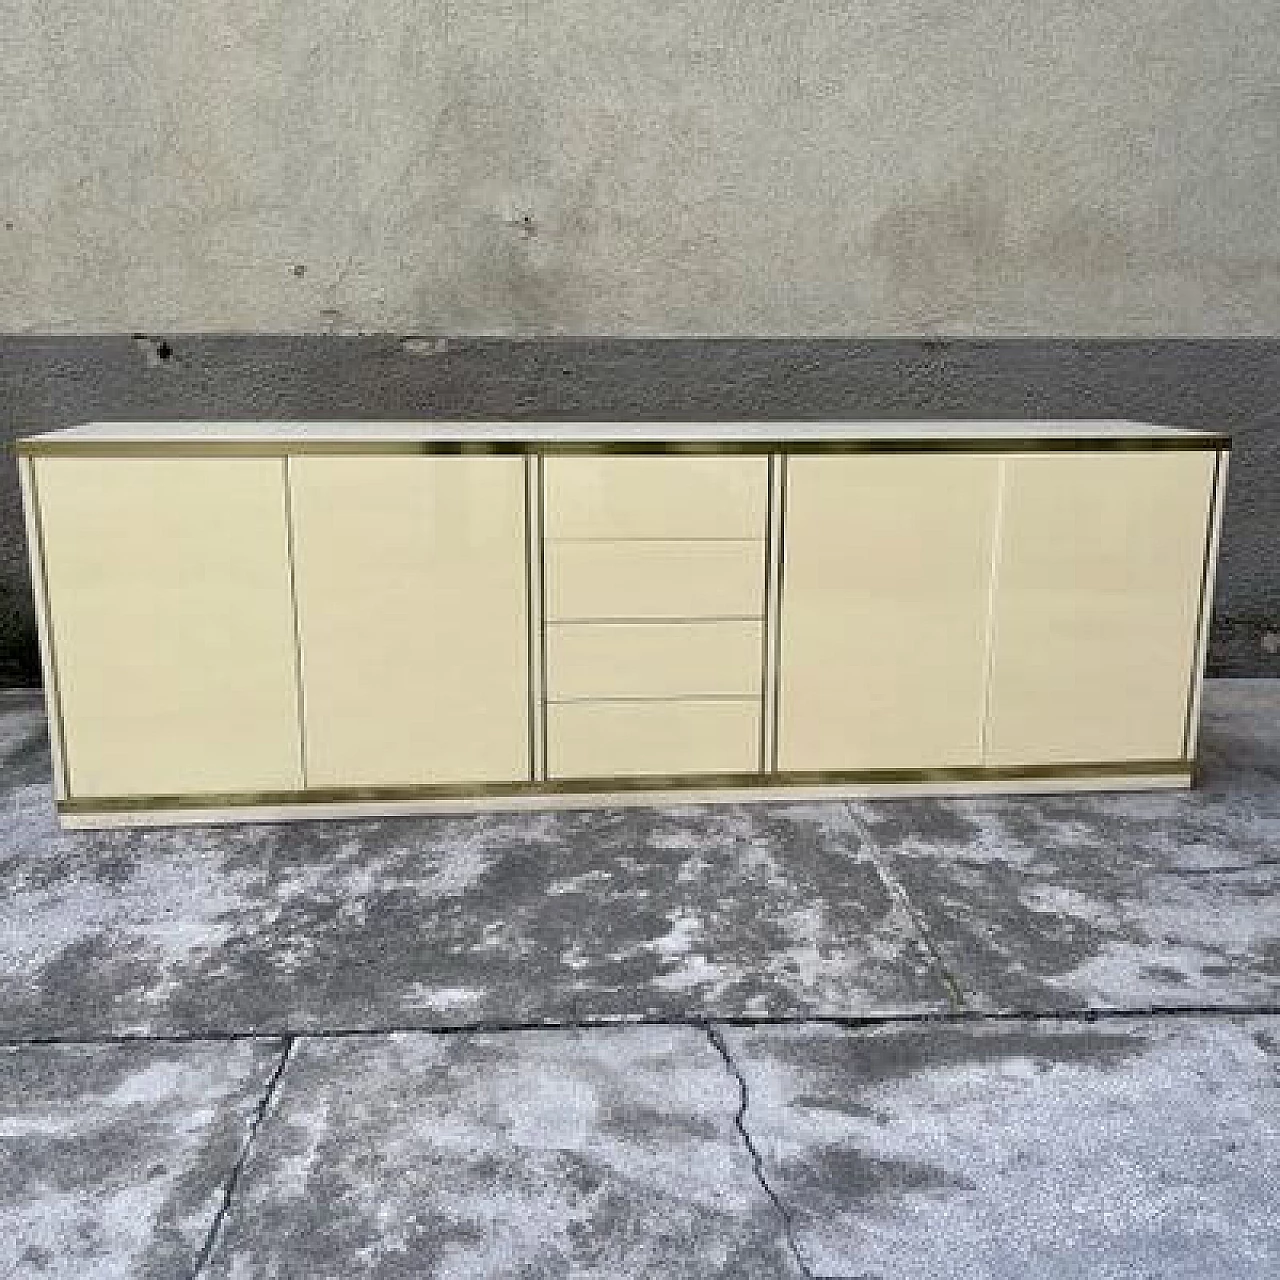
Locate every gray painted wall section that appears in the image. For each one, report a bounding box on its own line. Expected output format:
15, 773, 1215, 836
1, 337, 1276, 686
2, 4, 1278, 335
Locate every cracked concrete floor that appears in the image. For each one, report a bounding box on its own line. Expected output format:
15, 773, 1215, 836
0, 680, 1277, 1277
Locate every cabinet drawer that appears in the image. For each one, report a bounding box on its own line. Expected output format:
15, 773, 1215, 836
547, 699, 761, 779
547, 620, 763, 700
544, 455, 767, 540
545, 540, 765, 620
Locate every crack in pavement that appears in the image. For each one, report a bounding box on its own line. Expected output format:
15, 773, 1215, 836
1151, 860, 1280, 876
704, 1022, 817, 1280
6, 1010, 1278, 1279
845, 802, 970, 1013
5, 1002, 1280, 1051
188, 1035, 296, 1280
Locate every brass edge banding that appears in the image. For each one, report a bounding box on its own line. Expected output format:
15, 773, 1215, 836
546, 615, 765, 626
523, 455, 538, 781
1182, 448, 1228, 759
545, 694, 760, 705
536, 452, 550, 780
759, 454, 775, 772
546, 536, 763, 544
57, 759, 1195, 816
17, 436, 1232, 459
770, 453, 788, 771
21, 458, 72, 801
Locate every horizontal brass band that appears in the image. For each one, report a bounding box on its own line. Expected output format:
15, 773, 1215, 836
17, 435, 1230, 459
58, 759, 1193, 816
545, 694, 760, 705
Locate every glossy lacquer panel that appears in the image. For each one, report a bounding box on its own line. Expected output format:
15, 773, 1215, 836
985, 450, 1215, 764
546, 620, 763, 701
289, 456, 529, 786
778, 453, 1001, 770
543, 454, 767, 540
33, 456, 302, 797
548, 699, 761, 779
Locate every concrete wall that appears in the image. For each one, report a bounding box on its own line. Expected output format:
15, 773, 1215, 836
2, 8, 1276, 680
2, 338, 1277, 685
3, 3, 1278, 335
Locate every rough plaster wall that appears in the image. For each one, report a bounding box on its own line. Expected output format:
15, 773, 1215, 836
1, 337, 1277, 686
2, 3, 1279, 335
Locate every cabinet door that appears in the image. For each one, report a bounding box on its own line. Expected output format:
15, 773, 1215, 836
34, 456, 302, 797
985, 451, 1215, 765
777, 454, 1001, 771
289, 455, 529, 787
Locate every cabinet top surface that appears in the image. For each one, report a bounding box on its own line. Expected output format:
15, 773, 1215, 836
19, 419, 1226, 452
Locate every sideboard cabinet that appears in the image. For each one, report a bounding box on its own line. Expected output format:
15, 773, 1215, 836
17, 421, 1227, 827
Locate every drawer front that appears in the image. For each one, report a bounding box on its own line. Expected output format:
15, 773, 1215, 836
547, 699, 761, 779
547, 620, 764, 700
544, 455, 768, 540
546, 540, 765, 620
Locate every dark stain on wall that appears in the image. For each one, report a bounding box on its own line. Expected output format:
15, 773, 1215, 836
0, 337, 1276, 686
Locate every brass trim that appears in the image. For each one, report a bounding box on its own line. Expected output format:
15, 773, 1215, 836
57, 759, 1193, 816
758, 454, 775, 772
21, 459, 72, 801
1182, 447, 1228, 759
16, 440, 536, 458
545, 693, 760, 705
547, 614, 765, 626
770, 453, 788, 769
17, 434, 1231, 460
536, 453, 550, 780
545, 535, 763, 544
524, 454, 539, 781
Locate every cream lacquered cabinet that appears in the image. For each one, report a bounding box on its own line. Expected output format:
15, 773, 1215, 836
17, 421, 1227, 827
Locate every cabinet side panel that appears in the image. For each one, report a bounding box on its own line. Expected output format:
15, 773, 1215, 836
290, 455, 529, 786
34, 456, 302, 796
19, 458, 70, 799
985, 450, 1216, 765
778, 453, 1000, 770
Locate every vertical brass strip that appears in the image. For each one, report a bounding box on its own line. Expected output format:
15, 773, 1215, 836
21, 458, 72, 801
281, 457, 309, 788
537, 453, 551, 780
978, 456, 1009, 764
758, 455, 772, 772
524, 455, 535, 781
770, 453, 788, 772
1182, 449, 1227, 761
760, 453, 785, 774
524, 454, 546, 782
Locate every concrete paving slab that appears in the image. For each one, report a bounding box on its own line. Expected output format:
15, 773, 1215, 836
851, 680, 1280, 1011
721, 1016, 1280, 1280
866, 830, 1279, 1012
203, 1026, 801, 1279
0, 1037, 286, 1279
1, 679, 1275, 1038
0, 702, 944, 1038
